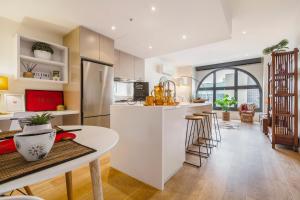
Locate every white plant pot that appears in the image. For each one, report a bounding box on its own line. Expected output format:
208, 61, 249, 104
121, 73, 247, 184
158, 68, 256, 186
34, 50, 52, 60
14, 129, 56, 161
23, 123, 52, 132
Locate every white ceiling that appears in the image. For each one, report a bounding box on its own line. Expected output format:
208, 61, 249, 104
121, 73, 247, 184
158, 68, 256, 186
1, 0, 299, 67
158, 0, 300, 67
0, 0, 232, 59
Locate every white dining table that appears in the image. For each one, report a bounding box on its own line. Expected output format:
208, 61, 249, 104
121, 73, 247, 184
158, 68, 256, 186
0, 125, 119, 200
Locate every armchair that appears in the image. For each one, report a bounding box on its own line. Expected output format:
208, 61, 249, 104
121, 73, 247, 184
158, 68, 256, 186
239, 104, 256, 123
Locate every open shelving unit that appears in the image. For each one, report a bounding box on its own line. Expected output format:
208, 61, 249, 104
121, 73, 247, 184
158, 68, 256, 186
267, 48, 298, 150
16, 35, 68, 84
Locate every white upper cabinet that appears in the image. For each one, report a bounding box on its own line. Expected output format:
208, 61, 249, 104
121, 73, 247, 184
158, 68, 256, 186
16, 34, 68, 84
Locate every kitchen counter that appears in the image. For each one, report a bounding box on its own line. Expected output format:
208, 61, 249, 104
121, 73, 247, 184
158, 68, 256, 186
110, 103, 212, 190
112, 102, 211, 109
0, 110, 80, 121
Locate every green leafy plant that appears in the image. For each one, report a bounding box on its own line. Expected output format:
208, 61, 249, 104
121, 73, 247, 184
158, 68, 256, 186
215, 94, 237, 112
29, 113, 54, 125
32, 42, 54, 54
263, 39, 289, 55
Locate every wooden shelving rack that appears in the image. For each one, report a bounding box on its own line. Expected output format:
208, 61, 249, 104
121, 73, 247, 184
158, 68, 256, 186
267, 48, 298, 150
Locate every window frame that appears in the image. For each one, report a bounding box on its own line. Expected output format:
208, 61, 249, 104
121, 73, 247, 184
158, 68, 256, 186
196, 68, 262, 112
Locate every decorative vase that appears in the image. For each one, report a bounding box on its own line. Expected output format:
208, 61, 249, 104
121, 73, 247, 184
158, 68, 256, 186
222, 112, 230, 121
14, 129, 56, 161
34, 50, 52, 60
23, 123, 52, 132
23, 72, 34, 78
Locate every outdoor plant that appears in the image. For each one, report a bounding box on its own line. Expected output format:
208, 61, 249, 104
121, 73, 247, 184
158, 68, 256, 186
215, 94, 237, 112
29, 113, 54, 126
21, 61, 37, 72
263, 39, 289, 55
32, 42, 54, 54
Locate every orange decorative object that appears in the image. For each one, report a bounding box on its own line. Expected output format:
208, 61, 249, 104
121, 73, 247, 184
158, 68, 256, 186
145, 96, 155, 106
153, 85, 165, 105
0, 76, 8, 90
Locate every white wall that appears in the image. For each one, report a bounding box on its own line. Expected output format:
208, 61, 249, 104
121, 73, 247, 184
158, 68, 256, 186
144, 58, 195, 103
0, 17, 65, 130
144, 57, 173, 89
0, 17, 64, 95
173, 66, 193, 102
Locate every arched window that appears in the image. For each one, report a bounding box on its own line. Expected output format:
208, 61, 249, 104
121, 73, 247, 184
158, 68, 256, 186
196, 68, 262, 111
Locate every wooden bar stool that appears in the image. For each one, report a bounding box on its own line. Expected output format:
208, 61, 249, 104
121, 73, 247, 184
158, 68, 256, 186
202, 111, 221, 143
193, 112, 216, 149
184, 115, 209, 167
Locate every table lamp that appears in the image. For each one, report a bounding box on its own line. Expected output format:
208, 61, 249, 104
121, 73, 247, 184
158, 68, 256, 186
0, 76, 8, 114
0, 76, 8, 91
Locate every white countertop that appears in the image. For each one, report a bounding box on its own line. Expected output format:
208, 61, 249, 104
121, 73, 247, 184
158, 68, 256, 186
111, 102, 212, 110
0, 110, 79, 121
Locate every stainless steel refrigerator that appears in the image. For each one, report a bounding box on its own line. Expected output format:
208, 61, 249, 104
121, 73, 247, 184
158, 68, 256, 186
81, 60, 113, 128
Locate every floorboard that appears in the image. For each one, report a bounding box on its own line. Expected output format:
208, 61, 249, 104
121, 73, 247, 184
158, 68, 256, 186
8, 122, 300, 200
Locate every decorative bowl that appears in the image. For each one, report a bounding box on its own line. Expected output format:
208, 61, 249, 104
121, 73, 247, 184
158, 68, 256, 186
14, 129, 56, 162
34, 50, 52, 60
192, 98, 208, 103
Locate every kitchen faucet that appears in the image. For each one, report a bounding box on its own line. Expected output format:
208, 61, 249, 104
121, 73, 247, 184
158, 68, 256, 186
163, 80, 176, 100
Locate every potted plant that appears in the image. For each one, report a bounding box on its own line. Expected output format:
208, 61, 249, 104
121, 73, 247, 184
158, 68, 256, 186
32, 42, 54, 60
263, 39, 289, 55
22, 113, 54, 132
22, 61, 37, 78
215, 94, 237, 121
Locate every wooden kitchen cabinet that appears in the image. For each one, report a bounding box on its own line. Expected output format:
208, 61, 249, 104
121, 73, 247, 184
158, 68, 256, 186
79, 26, 114, 65
119, 51, 134, 80
113, 49, 121, 78
100, 35, 114, 65
80, 27, 100, 61
114, 49, 145, 80
134, 56, 145, 81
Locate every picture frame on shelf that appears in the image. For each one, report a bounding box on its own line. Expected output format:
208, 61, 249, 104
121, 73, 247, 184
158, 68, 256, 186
52, 70, 61, 81
3, 93, 25, 112
34, 71, 51, 80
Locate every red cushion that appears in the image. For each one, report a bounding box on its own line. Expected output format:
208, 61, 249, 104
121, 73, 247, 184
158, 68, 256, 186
0, 132, 76, 155
241, 104, 248, 111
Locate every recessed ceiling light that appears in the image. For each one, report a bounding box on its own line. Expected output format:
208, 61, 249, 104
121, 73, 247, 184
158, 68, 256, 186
148, 45, 153, 49
182, 35, 187, 40
242, 31, 247, 35
111, 26, 116, 30
151, 6, 156, 11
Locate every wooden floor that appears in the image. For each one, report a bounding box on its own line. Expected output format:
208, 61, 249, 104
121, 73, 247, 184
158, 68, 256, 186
10, 122, 300, 200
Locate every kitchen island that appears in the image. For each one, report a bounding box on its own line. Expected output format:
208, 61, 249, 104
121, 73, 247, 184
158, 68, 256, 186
110, 103, 212, 190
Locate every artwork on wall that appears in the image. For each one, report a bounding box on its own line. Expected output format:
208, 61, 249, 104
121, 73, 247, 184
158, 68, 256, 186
4, 93, 25, 112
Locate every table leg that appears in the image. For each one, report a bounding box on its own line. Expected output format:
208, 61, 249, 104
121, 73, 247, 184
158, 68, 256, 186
89, 159, 103, 200
65, 171, 73, 200
24, 186, 33, 195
